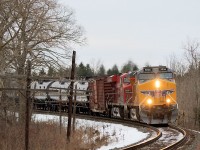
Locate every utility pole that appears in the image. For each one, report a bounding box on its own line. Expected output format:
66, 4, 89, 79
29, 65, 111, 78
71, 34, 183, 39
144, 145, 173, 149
72, 85, 77, 132
59, 89, 62, 134
67, 51, 76, 141
25, 60, 31, 150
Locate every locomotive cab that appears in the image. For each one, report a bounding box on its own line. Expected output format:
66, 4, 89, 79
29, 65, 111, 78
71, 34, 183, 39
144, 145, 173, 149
135, 66, 178, 124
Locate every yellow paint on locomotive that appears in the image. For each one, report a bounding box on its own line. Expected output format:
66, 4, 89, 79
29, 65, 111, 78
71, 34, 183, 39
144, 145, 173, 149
133, 78, 176, 107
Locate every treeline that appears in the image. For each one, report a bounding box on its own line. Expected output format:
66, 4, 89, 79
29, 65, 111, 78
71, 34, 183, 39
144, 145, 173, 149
168, 40, 200, 130
36, 60, 139, 78
0, 0, 86, 126
0, 0, 87, 148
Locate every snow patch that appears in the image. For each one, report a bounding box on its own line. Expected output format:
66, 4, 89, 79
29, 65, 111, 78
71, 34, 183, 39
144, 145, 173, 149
158, 127, 183, 143
32, 114, 149, 150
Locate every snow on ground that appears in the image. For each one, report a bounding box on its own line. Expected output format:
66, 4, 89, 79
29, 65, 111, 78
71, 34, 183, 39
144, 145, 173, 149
158, 127, 183, 143
189, 129, 200, 134
32, 114, 149, 150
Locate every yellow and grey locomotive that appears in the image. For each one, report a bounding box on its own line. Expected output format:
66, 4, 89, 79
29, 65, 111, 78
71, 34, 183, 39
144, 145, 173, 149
132, 66, 178, 124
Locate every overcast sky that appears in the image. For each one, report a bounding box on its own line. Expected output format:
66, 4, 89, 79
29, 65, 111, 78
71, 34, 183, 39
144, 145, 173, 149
59, 0, 200, 70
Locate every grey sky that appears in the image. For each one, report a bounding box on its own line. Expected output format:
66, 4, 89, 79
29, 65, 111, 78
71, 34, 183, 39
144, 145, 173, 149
59, 0, 200, 70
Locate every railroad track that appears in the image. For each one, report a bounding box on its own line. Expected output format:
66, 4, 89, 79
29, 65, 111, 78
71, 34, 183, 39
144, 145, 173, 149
33, 110, 188, 150
161, 125, 188, 150
138, 124, 188, 150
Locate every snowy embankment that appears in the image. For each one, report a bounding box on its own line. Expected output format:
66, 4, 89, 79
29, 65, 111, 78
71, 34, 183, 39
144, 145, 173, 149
33, 114, 149, 150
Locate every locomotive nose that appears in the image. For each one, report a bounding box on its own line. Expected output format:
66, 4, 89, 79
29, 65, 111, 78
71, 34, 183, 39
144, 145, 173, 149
166, 98, 171, 104
155, 79, 160, 88
147, 98, 153, 105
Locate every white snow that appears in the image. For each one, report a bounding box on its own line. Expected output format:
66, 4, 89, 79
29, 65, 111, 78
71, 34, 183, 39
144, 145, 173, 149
32, 114, 149, 150
189, 129, 200, 134
158, 127, 183, 143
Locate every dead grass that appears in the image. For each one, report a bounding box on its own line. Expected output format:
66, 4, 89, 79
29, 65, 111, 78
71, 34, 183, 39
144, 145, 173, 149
0, 116, 110, 150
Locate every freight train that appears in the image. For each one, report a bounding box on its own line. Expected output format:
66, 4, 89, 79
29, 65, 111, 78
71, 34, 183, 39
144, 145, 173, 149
32, 66, 178, 124
31, 79, 89, 112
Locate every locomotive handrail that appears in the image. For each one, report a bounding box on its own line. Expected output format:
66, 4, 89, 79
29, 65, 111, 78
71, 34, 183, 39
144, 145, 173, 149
166, 93, 177, 104
126, 96, 133, 103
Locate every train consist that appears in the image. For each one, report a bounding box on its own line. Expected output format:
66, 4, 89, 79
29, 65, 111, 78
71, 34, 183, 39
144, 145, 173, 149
31, 80, 89, 112
32, 66, 178, 124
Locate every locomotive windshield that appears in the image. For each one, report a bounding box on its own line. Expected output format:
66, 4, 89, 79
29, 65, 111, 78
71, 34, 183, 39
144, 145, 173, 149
158, 73, 173, 79
138, 73, 155, 83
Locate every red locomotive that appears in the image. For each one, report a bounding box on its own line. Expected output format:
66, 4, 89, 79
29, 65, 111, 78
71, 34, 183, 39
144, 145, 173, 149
89, 73, 135, 118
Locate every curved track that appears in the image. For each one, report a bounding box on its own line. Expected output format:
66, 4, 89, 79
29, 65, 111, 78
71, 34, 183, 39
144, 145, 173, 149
76, 116, 162, 150
161, 125, 187, 150
138, 124, 187, 150
33, 110, 188, 150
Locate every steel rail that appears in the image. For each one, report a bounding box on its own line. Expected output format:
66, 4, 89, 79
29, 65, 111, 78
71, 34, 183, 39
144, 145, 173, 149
161, 124, 187, 150
77, 116, 162, 150
121, 124, 162, 150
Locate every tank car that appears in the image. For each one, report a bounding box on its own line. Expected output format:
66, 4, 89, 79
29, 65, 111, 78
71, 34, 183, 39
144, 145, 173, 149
72, 80, 90, 113
31, 80, 52, 110
32, 79, 89, 112
48, 80, 70, 101
132, 66, 178, 124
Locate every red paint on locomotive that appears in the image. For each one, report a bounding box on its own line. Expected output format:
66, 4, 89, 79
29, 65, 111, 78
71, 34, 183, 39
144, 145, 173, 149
88, 73, 136, 114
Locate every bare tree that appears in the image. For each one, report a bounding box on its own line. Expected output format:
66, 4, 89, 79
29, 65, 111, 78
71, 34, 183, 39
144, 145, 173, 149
1, 0, 85, 74
184, 40, 200, 69
89, 59, 102, 75
0, 0, 86, 123
0, 0, 19, 72
183, 40, 200, 127
170, 40, 200, 129
166, 53, 187, 76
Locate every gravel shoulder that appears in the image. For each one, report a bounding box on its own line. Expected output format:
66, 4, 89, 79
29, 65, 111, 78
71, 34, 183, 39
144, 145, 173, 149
178, 129, 200, 150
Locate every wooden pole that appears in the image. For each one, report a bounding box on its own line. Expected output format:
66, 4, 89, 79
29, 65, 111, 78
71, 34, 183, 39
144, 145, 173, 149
67, 51, 76, 141
25, 60, 31, 150
59, 89, 62, 134
72, 85, 77, 132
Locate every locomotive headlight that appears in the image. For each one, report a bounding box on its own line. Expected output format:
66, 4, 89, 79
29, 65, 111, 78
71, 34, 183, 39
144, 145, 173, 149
147, 98, 152, 105
155, 80, 160, 88
166, 98, 171, 103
